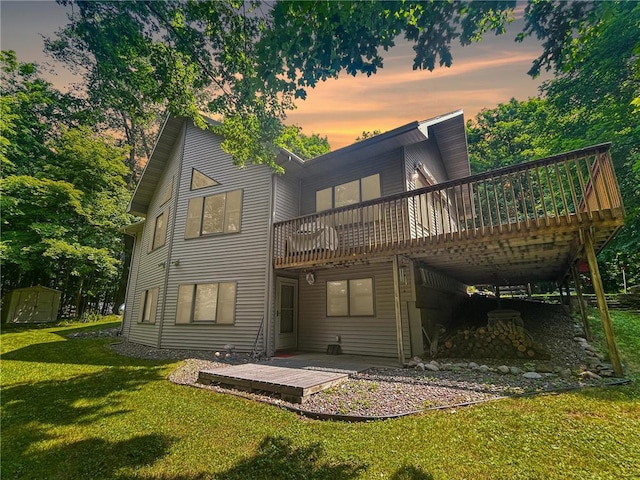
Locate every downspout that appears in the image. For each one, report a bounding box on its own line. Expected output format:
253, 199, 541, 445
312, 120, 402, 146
262, 172, 277, 356
157, 121, 187, 349
120, 230, 138, 339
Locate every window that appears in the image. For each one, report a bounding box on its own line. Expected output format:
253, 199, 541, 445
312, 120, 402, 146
140, 288, 159, 323
327, 278, 374, 316
149, 210, 168, 252
185, 190, 242, 238
191, 168, 219, 190
159, 179, 173, 206
176, 282, 236, 324
316, 174, 381, 212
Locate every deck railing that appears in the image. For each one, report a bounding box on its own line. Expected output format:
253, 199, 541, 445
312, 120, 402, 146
273, 144, 623, 268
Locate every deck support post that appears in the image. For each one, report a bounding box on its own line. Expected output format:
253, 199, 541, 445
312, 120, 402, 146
564, 280, 573, 314
495, 285, 502, 309
557, 282, 566, 308
583, 231, 623, 376
392, 255, 405, 365
570, 263, 592, 341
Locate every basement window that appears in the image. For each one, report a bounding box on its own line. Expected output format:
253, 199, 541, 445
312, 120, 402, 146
176, 282, 236, 324
139, 288, 159, 324
327, 278, 374, 316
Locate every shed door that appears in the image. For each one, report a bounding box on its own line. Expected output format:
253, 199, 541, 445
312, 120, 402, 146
275, 277, 298, 351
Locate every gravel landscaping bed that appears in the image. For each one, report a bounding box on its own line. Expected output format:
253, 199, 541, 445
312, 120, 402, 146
76, 300, 627, 419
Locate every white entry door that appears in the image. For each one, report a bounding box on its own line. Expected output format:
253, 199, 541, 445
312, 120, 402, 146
275, 277, 298, 350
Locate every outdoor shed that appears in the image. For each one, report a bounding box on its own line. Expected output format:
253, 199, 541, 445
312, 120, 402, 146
1, 286, 61, 323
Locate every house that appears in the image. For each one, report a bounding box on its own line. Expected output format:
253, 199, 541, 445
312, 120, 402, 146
121, 111, 625, 371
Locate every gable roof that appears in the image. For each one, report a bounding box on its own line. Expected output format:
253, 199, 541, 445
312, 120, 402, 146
128, 115, 185, 217
127, 110, 469, 216
294, 110, 469, 180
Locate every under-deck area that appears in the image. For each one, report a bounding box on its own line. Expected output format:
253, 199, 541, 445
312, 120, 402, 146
272, 144, 626, 375
274, 144, 623, 285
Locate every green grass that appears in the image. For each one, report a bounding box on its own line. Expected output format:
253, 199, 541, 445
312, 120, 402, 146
2, 313, 640, 479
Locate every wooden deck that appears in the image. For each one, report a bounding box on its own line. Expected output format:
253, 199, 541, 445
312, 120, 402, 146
197, 364, 349, 403
273, 144, 624, 285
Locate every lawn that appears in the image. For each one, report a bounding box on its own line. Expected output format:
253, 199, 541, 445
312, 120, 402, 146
1, 312, 639, 480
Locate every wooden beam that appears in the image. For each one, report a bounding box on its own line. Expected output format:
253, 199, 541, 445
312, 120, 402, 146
570, 263, 592, 341
392, 255, 405, 365
583, 231, 623, 376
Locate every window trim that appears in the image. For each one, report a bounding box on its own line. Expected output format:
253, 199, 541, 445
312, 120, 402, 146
326, 277, 375, 317
190, 168, 220, 191
159, 178, 173, 207
185, 189, 243, 239
139, 287, 159, 324
175, 282, 237, 325
149, 210, 168, 252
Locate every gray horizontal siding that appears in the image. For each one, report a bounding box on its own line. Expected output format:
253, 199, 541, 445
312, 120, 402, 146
299, 148, 405, 215
159, 122, 272, 351
122, 229, 143, 339
125, 122, 186, 347
274, 173, 300, 222
404, 139, 448, 187
297, 262, 409, 358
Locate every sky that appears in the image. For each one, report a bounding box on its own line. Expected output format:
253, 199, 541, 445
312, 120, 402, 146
1, 0, 551, 149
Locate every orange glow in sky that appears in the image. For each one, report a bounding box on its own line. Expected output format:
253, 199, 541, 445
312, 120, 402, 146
1, 1, 550, 150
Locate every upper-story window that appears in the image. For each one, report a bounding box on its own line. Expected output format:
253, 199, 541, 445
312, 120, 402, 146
191, 168, 219, 190
159, 178, 173, 206
185, 189, 242, 238
316, 174, 381, 212
149, 210, 168, 252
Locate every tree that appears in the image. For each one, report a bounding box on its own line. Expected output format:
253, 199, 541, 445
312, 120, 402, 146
276, 125, 330, 160
466, 2, 640, 291
46, 0, 528, 172
1, 54, 132, 316
355, 130, 382, 142
466, 97, 553, 173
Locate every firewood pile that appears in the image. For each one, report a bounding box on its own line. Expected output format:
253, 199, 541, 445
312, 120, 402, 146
437, 309, 550, 359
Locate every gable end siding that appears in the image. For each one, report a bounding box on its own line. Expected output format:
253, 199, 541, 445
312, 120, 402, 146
125, 122, 186, 347
159, 122, 272, 351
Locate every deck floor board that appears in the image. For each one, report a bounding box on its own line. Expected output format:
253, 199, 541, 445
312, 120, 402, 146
198, 364, 348, 403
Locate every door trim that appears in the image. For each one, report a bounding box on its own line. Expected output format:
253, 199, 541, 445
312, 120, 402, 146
275, 277, 298, 351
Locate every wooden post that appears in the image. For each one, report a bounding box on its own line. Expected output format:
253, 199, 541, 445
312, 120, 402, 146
392, 255, 405, 365
495, 285, 502, 309
557, 282, 565, 308
564, 280, 573, 314
583, 231, 623, 376
571, 263, 592, 341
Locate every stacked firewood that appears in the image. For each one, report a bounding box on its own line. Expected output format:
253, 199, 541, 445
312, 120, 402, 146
437, 309, 550, 359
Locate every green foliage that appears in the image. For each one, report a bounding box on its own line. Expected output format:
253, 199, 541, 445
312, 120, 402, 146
276, 125, 330, 160
355, 130, 382, 142
466, 98, 553, 173
46, 1, 616, 173
466, 1, 639, 291
46, 1, 526, 171
0, 54, 132, 315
